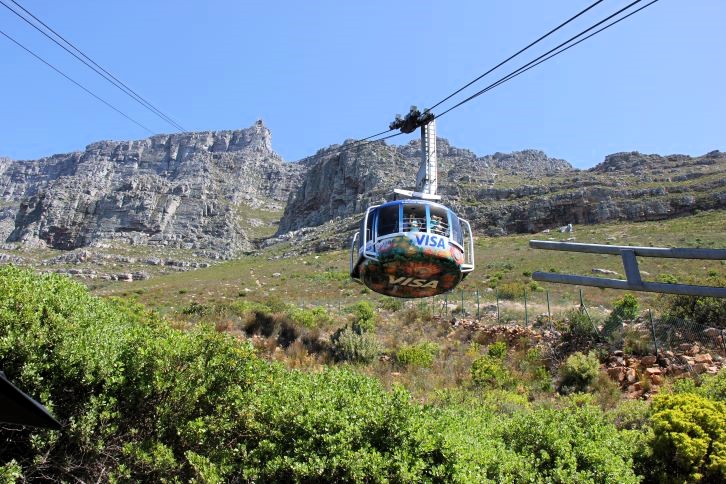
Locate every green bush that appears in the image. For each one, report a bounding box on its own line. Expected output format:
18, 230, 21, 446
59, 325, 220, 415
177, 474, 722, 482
347, 301, 376, 334
471, 355, 511, 388
0, 266, 653, 482
487, 341, 508, 359
497, 281, 526, 300
330, 326, 381, 363
559, 351, 600, 393
603, 293, 639, 336
286, 306, 331, 329
622, 327, 653, 356
378, 297, 404, 312
501, 399, 640, 483
562, 309, 598, 339
662, 275, 726, 326
395, 342, 439, 368
650, 393, 726, 482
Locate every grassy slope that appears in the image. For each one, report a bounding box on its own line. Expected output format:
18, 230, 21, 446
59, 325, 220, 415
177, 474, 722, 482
97, 209, 726, 314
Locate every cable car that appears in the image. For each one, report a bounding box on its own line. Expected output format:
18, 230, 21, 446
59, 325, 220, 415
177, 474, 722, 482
349, 111, 475, 298
350, 199, 474, 298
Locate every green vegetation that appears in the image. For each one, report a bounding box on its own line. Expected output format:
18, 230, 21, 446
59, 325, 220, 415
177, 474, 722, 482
559, 351, 600, 394
395, 342, 439, 368
2, 209, 726, 481
662, 275, 726, 327
650, 393, 726, 482
603, 293, 640, 337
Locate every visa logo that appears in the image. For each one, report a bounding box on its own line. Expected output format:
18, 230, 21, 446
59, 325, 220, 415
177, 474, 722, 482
388, 275, 439, 288
414, 234, 447, 249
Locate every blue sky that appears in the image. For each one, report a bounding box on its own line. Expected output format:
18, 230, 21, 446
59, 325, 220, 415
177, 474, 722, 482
1, 0, 724, 168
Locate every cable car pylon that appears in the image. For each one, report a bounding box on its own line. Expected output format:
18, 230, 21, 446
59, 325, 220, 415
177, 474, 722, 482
350, 108, 475, 298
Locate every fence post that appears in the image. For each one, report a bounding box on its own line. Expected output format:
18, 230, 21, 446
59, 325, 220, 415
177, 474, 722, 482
476, 290, 480, 320
648, 309, 659, 358
546, 290, 552, 331
461, 290, 465, 316
445, 294, 448, 317
721, 328, 726, 354
524, 288, 529, 327
496, 288, 500, 324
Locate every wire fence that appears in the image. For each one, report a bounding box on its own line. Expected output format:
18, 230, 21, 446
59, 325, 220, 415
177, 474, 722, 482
290, 288, 725, 359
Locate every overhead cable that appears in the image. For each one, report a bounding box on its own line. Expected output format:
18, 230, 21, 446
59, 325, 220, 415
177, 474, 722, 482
1, 0, 186, 132
0, 28, 154, 134
427, 0, 606, 112
435, 0, 657, 120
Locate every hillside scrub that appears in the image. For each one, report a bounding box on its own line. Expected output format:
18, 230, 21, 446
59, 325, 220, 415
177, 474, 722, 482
1, 266, 722, 482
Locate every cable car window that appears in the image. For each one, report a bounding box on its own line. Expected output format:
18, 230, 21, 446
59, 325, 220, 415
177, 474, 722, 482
450, 212, 463, 245
403, 204, 426, 232
365, 210, 374, 241
429, 206, 449, 236
377, 205, 399, 236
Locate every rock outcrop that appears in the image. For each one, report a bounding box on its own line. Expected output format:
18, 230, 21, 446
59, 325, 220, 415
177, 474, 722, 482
2, 124, 723, 258
1, 121, 303, 256
279, 141, 725, 242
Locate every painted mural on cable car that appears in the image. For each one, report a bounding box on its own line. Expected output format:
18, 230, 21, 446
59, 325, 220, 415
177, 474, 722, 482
357, 231, 466, 298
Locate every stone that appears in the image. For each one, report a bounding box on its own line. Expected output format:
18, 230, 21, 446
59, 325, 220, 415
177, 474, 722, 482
608, 367, 626, 382
592, 268, 619, 275
651, 374, 664, 385
626, 368, 638, 383
645, 367, 662, 376
693, 363, 708, 374
694, 353, 713, 364
641, 355, 657, 366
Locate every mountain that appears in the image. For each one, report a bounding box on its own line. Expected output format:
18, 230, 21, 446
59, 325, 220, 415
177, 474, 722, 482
0, 121, 303, 257
279, 142, 725, 240
1, 123, 724, 260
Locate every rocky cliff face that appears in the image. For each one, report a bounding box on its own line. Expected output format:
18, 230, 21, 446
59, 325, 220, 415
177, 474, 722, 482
277, 140, 574, 234
2, 124, 723, 259
278, 142, 725, 242
1, 121, 303, 256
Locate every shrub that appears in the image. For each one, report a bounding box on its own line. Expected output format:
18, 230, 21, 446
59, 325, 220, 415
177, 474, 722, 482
562, 309, 598, 339
331, 327, 381, 363
347, 301, 376, 334
657, 273, 678, 284
0, 266, 654, 482
672, 369, 726, 402
501, 399, 640, 483
378, 298, 404, 312
471, 355, 511, 388
286, 306, 331, 329
603, 293, 639, 336
662, 275, 726, 326
487, 341, 508, 359
559, 351, 600, 394
497, 281, 526, 300
622, 327, 653, 356
649, 393, 726, 482
395, 342, 439, 368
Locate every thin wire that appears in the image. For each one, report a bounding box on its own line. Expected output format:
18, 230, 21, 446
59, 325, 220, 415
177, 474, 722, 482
459, 0, 662, 109
0, 28, 154, 134
297, 131, 404, 164
427, 0, 606, 112
436, 0, 654, 120
2, 0, 186, 132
